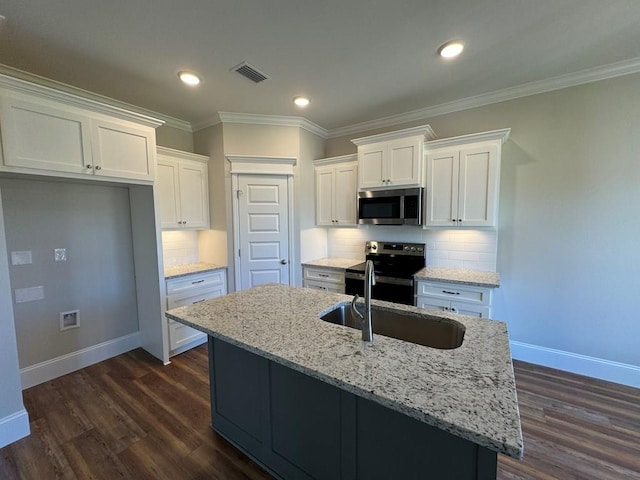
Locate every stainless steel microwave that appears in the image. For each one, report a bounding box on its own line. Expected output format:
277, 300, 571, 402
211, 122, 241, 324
358, 187, 423, 226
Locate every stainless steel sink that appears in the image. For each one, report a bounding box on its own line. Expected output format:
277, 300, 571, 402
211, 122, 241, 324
320, 304, 465, 349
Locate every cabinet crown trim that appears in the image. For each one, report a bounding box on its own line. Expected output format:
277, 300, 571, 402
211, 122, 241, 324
0, 73, 164, 128
426, 128, 511, 150
312, 154, 357, 166
351, 124, 436, 146
157, 146, 209, 163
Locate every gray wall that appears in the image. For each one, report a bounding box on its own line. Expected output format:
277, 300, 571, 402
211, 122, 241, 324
156, 124, 194, 151
326, 73, 640, 372
0, 178, 139, 367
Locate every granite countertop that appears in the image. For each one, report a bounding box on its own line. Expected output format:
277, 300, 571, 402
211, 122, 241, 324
301, 257, 362, 270
164, 262, 227, 280
414, 267, 501, 288
166, 284, 522, 459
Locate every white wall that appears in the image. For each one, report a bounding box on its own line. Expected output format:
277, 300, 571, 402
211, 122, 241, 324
327, 73, 640, 386
0, 188, 29, 448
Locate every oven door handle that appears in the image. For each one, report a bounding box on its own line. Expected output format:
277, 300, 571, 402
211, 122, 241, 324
345, 272, 413, 287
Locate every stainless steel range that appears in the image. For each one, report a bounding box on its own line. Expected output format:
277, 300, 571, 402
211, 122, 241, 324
345, 241, 426, 305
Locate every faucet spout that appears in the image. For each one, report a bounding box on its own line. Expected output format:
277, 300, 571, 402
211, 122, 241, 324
362, 260, 375, 343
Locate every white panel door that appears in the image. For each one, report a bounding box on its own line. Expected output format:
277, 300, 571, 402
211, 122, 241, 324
238, 175, 290, 289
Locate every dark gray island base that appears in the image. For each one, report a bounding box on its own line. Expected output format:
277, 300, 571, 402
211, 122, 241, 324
166, 284, 522, 480
209, 336, 497, 480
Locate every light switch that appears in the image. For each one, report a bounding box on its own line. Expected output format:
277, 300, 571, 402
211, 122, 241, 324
54, 248, 67, 262
11, 251, 32, 265
15, 286, 45, 303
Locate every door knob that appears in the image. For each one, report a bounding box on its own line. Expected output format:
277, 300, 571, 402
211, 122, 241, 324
281, 259, 288, 265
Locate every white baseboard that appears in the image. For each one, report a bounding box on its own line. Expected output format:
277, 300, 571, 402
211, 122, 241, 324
20, 332, 141, 389
0, 409, 30, 448
510, 340, 640, 389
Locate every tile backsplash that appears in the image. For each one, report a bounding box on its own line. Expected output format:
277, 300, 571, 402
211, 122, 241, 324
161, 230, 199, 266
327, 227, 497, 271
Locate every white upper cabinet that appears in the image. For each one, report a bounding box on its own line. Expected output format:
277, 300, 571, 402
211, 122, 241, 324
352, 125, 435, 190
425, 129, 510, 228
0, 81, 160, 184
314, 154, 358, 226
156, 147, 210, 230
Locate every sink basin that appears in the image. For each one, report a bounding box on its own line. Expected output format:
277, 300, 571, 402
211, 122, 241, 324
320, 304, 465, 349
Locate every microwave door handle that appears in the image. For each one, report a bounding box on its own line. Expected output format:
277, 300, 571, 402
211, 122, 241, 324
399, 195, 405, 220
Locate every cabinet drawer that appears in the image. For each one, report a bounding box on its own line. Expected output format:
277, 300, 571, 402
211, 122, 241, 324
303, 267, 345, 285
166, 270, 225, 295
304, 280, 345, 294
167, 286, 224, 310
415, 281, 491, 306
416, 296, 490, 318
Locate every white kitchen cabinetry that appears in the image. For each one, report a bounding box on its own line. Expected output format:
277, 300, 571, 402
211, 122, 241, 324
303, 266, 345, 293
0, 89, 158, 183
425, 129, 510, 228
156, 147, 209, 230
314, 154, 358, 226
166, 269, 227, 355
351, 125, 435, 190
415, 280, 492, 318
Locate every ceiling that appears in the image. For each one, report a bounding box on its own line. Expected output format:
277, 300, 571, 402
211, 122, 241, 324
1, 0, 640, 133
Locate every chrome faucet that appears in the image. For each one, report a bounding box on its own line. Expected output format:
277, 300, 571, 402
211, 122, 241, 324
351, 260, 375, 343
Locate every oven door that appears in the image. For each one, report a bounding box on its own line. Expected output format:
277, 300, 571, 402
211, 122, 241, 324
345, 272, 414, 306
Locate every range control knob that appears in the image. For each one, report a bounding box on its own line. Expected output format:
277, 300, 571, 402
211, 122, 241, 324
404, 246, 410, 251
411, 246, 416, 251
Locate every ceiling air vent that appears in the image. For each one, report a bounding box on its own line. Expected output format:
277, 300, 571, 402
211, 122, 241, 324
232, 62, 270, 84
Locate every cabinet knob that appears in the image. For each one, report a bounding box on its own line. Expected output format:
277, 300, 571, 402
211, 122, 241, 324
95, 165, 102, 171
458, 219, 462, 222
86, 164, 93, 169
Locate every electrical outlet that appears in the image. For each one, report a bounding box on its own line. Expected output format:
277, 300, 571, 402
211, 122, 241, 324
54, 248, 67, 262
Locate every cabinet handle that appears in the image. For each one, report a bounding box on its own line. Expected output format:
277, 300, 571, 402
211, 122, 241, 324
192, 279, 205, 284
318, 273, 329, 277
442, 290, 460, 295
193, 299, 206, 304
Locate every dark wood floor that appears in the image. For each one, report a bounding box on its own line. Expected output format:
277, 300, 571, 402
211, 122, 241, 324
1, 345, 639, 479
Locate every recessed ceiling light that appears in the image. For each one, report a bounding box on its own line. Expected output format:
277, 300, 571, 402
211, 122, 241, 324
178, 71, 201, 86
438, 41, 464, 59
293, 96, 310, 107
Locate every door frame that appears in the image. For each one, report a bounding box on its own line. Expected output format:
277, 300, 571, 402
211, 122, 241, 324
228, 155, 296, 292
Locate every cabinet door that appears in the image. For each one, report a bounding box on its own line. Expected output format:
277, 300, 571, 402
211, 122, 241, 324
315, 166, 335, 226
178, 160, 209, 228
358, 143, 386, 189
333, 163, 358, 225
450, 302, 490, 318
387, 137, 422, 187
91, 119, 154, 181
0, 96, 92, 174
426, 149, 460, 226
457, 143, 499, 227
156, 159, 181, 228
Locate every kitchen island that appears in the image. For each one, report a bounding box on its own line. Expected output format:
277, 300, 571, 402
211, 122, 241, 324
166, 284, 522, 480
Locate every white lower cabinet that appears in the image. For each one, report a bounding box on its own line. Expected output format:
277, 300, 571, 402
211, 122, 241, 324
303, 267, 345, 293
166, 270, 227, 355
415, 280, 492, 318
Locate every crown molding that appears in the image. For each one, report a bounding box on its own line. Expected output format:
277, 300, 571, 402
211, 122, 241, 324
157, 146, 209, 163
351, 124, 436, 146
426, 128, 511, 150
196, 112, 328, 138
312, 154, 357, 166
327, 56, 640, 139
0, 64, 192, 130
